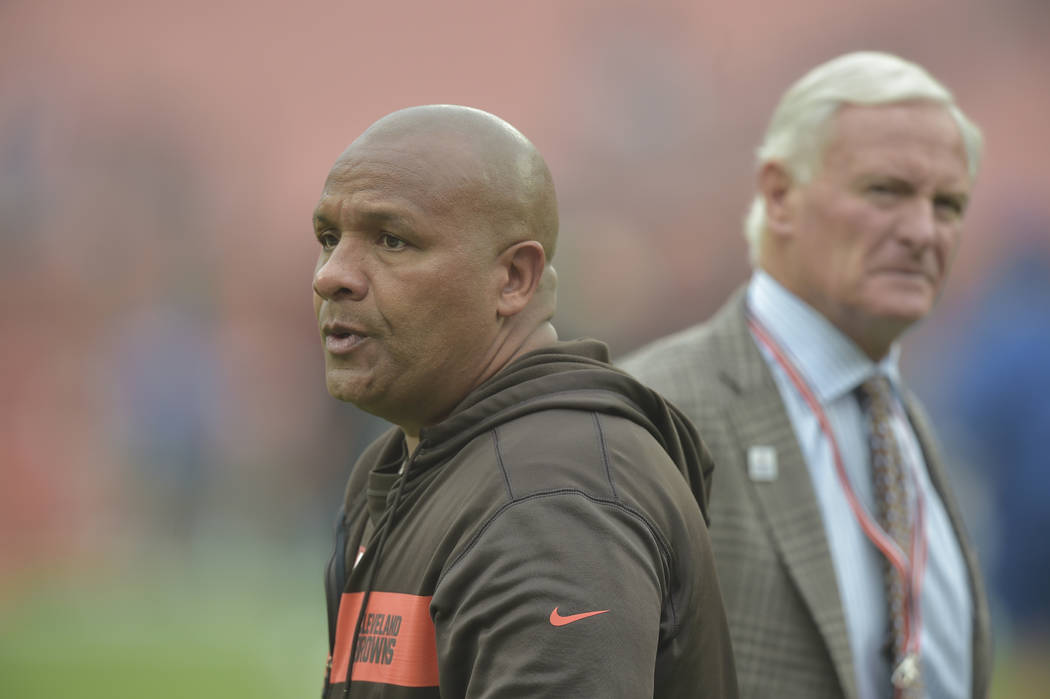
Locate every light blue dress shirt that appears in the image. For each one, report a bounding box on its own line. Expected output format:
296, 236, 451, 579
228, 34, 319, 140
747, 271, 972, 699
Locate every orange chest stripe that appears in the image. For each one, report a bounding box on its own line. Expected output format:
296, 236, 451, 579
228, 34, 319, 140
330, 592, 439, 688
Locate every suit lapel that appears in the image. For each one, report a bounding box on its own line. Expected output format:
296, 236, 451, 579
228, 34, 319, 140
714, 290, 858, 699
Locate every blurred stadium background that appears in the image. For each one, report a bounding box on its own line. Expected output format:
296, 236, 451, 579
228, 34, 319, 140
2, 0, 1048, 696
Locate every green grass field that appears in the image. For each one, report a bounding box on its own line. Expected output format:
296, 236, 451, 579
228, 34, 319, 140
0, 539, 328, 699
3, 536, 1047, 698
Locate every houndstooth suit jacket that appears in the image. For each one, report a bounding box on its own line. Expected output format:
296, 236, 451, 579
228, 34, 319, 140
619, 287, 992, 699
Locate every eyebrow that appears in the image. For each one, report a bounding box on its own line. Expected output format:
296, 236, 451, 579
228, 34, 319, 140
312, 210, 335, 229
937, 190, 970, 209
312, 207, 413, 231
859, 174, 970, 200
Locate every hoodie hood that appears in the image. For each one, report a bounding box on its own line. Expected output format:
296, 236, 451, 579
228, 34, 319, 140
392, 338, 714, 522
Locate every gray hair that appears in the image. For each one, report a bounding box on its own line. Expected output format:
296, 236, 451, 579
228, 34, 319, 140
743, 51, 983, 266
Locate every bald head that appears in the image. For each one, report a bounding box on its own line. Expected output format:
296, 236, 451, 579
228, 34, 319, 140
313, 106, 561, 438
339, 105, 559, 260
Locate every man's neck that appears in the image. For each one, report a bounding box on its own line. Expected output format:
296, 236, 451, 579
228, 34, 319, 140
403, 432, 419, 456
396, 322, 559, 459
755, 267, 903, 362
492, 321, 559, 375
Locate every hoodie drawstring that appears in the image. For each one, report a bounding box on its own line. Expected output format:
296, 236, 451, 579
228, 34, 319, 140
342, 452, 416, 697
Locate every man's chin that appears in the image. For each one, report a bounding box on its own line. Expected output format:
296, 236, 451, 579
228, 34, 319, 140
327, 387, 357, 403
324, 370, 371, 405
889, 293, 935, 321
867, 279, 938, 322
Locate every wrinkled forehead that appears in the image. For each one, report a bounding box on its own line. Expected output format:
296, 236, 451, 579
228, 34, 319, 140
823, 102, 970, 180
314, 140, 497, 244
329, 133, 476, 186
320, 138, 479, 209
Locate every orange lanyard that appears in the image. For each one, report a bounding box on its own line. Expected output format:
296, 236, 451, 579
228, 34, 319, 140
748, 313, 928, 670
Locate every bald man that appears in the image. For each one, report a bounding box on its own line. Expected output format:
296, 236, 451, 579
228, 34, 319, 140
313, 105, 737, 698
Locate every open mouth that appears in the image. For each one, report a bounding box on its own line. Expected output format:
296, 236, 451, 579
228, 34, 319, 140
323, 325, 367, 355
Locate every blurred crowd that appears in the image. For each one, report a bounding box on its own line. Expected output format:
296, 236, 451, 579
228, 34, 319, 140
2, 0, 1048, 692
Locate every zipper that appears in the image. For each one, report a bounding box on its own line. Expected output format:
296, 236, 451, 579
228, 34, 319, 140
343, 438, 426, 696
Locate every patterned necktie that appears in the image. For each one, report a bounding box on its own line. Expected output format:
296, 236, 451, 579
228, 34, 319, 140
857, 376, 922, 697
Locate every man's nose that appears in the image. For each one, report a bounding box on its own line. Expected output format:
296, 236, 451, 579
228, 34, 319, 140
897, 199, 938, 249
313, 238, 367, 301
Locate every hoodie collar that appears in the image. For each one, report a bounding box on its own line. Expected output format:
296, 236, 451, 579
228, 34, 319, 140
404, 339, 713, 518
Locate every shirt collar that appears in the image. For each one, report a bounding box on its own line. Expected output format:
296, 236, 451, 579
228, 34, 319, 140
747, 270, 902, 403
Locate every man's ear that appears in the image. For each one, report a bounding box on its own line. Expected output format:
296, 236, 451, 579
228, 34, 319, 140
496, 240, 546, 318
758, 161, 797, 239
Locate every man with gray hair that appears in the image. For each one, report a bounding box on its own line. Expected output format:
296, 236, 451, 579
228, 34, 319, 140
621, 52, 992, 698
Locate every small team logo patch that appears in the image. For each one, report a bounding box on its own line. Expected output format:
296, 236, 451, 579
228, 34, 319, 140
549, 607, 610, 626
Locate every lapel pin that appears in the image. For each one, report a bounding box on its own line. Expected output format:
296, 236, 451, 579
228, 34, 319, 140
748, 445, 778, 481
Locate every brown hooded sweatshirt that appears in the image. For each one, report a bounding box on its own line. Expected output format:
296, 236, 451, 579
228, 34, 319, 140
322, 340, 737, 698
